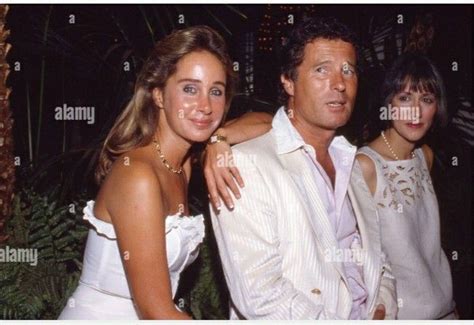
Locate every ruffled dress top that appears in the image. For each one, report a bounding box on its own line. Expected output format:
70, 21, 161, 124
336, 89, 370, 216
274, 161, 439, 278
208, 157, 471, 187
58, 200, 205, 319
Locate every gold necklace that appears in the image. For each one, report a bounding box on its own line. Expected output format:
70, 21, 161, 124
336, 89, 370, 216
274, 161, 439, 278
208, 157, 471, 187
153, 138, 183, 174
381, 130, 415, 161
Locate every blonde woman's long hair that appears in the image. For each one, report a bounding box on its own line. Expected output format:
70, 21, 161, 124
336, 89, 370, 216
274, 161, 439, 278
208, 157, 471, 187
95, 25, 237, 184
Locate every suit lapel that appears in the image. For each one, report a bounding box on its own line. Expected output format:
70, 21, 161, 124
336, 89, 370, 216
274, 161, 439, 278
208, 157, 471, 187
279, 149, 349, 284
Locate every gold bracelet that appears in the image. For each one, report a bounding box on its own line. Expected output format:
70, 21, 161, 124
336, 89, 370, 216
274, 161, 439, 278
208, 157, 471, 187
208, 134, 227, 145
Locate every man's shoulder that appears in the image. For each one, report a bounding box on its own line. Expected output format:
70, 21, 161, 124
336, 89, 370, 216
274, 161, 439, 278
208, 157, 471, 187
232, 129, 276, 156
230, 130, 281, 171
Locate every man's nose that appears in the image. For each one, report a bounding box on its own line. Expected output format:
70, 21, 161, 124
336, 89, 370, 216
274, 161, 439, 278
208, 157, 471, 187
331, 72, 346, 92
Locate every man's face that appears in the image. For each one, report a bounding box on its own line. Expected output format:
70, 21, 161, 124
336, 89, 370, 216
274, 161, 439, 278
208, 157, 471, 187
282, 38, 358, 131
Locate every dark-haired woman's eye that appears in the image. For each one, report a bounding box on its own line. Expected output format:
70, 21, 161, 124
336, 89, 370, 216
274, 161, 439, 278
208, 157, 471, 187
423, 97, 435, 104
398, 95, 410, 102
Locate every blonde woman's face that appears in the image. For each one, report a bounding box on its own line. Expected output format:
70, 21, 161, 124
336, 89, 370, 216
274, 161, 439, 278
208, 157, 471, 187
154, 50, 227, 143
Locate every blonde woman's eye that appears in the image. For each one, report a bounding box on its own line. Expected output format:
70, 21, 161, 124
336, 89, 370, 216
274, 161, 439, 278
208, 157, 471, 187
211, 89, 223, 96
183, 86, 197, 94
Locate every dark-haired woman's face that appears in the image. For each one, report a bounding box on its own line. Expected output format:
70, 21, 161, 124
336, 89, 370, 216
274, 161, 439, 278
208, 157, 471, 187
390, 84, 437, 142
154, 50, 227, 143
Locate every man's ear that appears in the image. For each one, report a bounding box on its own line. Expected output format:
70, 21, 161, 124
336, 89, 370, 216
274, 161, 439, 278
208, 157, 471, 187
152, 88, 164, 108
280, 74, 295, 96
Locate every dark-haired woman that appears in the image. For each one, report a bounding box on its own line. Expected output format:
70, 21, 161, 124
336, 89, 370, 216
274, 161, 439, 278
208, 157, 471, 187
354, 53, 456, 319
59, 25, 238, 319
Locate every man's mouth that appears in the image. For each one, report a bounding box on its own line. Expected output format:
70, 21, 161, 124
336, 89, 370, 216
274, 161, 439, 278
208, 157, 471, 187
326, 100, 347, 108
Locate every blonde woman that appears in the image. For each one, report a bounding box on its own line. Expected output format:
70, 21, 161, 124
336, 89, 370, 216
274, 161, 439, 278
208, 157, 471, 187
59, 26, 237, 319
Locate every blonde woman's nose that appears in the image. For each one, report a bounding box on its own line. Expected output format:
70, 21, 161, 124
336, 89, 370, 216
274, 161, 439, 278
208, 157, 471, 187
197, 95, 212, 114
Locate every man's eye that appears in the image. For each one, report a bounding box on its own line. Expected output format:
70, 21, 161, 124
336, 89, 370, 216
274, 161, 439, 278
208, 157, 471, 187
183, 86, 197, 94
343, 68, 355, 75
211, 89, 223, 96
316, 66, 327, 73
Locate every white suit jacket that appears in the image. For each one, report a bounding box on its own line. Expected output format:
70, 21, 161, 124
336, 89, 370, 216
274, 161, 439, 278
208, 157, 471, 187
210, 108, 397, 320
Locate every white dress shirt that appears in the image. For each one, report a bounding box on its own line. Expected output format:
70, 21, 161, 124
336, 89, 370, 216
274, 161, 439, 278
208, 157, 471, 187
273, 107, 368, 319
210, 107, 397, 320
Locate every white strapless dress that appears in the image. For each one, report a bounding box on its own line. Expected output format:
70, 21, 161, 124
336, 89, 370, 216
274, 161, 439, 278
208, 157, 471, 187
59, 200, 205, 319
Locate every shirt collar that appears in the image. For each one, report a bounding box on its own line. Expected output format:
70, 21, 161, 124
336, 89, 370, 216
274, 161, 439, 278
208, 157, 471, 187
272, 106, 357, 156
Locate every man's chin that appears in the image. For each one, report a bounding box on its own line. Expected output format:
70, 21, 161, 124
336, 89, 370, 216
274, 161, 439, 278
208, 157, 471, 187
319, 119, 351, 131
331, 115, 352, 128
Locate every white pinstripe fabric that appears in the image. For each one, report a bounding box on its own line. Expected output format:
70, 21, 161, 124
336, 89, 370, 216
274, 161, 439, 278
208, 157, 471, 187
210, 107, 397, 320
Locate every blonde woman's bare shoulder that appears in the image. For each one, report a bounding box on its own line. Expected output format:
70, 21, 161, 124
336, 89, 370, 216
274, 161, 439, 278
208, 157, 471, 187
109, 147, 159, 188
97, 147, 162, 216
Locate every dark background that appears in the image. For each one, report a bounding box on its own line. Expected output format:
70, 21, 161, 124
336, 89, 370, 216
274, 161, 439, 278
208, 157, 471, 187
2, 4, 472, 319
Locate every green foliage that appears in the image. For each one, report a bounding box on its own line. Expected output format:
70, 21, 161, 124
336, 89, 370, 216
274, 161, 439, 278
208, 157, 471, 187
175, 192, 230, 319
176, 220, 229, 319
1, 183, 230, 319
0, 186, 88, 319
188, 234, 229, 320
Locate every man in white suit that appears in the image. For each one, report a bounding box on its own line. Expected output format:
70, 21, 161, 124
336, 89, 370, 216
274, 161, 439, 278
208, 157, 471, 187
209, 16, 397, 319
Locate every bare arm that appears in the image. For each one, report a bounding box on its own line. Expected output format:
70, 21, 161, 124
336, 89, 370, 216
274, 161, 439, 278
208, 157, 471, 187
421, 144, 434, 171
355, 154, 377, 196
372, 259, 397, 319
204, 111, 273, 211
105, 160, 191, 320
351, 159, 396, 320
216, 111, 273, 145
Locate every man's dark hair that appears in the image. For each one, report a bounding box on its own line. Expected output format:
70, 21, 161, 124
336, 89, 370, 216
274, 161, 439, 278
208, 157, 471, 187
279, 16, 360, 104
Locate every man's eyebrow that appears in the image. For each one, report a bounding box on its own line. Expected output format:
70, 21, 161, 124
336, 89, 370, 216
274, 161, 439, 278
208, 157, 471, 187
342, 61, 357, 68
177, 78, 226, 87
313, 60, 332, 66
312, 60, 357, 67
